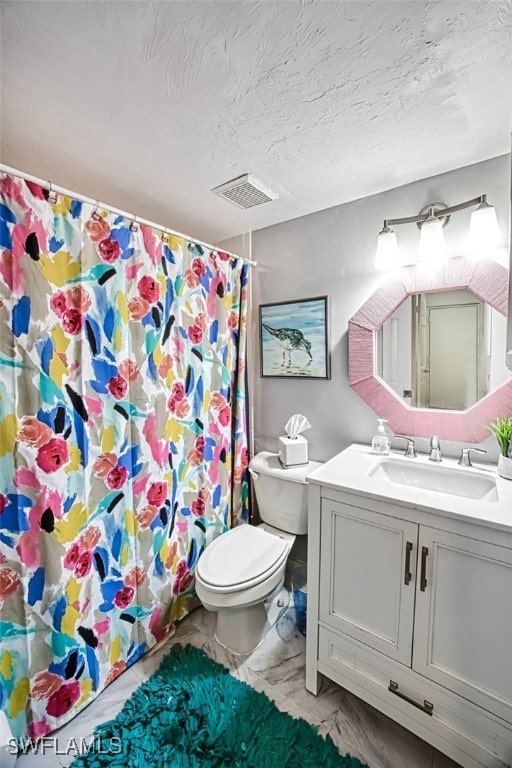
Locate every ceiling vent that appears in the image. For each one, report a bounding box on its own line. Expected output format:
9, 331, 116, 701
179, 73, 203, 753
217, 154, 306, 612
212, 174, 277, 209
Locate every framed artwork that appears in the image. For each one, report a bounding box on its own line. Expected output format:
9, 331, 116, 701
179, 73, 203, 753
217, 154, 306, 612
259, 295, 330, 379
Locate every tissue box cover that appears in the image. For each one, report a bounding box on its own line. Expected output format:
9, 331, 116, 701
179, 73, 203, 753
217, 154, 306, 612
278, 435, 308, 467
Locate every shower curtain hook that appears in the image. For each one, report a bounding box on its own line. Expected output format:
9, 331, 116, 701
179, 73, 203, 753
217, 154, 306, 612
47, 180, 58, 204
92, 200, 101, 221
161, 228, 169, 244
130, 214, 139, 232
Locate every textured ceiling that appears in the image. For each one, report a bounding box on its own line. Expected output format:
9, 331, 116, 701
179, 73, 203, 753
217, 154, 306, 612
1, 0, 511, 245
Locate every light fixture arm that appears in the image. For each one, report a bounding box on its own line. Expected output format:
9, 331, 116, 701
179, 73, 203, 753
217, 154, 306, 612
382, 195, 486, 230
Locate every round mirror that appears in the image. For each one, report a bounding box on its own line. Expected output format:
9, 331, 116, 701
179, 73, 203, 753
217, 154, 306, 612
376, 289, 509, 411
348, 256, 512, 442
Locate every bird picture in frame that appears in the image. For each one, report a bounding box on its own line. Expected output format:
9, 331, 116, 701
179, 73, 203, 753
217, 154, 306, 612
259, 296, 330, 379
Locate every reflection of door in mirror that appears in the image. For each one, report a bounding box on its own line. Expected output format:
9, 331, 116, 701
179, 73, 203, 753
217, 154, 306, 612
378, 289, 508, 411
413, 290, 487, 410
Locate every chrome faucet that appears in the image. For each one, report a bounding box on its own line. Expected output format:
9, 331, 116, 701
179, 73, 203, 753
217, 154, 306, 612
458, 447, 487, 467
429, 435, 442, 462
394, 435, 417, 458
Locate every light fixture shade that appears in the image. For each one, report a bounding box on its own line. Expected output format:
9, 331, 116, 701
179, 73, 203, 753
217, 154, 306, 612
375, 227, 400, 270
469, 201, 500, 254
417, 216, 446, 263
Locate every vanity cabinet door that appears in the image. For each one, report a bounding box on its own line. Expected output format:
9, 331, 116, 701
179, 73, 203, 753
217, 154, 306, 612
413, 526, 512, 724
319, 500, 418, 666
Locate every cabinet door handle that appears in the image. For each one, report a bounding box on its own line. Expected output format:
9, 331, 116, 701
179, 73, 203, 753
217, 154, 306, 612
404, 541, 413, 585
420, 546, 428, 591
388, 680, 433, 715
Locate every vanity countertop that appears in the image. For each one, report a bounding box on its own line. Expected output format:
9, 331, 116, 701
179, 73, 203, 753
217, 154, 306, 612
307, 443, 512, 534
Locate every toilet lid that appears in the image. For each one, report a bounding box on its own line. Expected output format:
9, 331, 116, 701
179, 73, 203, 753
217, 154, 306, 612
196, 525, 288, 591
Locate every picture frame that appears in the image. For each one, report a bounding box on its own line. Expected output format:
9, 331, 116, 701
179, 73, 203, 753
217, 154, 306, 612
259, 295, 330, 379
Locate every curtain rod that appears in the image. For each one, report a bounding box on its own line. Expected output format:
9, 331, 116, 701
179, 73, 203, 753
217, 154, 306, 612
0, 163, 257, 267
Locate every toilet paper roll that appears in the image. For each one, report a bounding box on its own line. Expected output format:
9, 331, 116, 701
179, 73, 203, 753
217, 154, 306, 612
0, 710, 17, 768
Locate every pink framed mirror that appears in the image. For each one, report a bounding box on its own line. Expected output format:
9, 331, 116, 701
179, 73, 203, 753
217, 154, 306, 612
348, 256, 512, 442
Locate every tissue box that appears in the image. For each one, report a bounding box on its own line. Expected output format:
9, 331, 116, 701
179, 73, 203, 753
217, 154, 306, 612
278, 435, 308, 467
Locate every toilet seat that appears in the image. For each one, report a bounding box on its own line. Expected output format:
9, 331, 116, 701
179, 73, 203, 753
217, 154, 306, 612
196, 525, 289, 594
195, 450, 323, 655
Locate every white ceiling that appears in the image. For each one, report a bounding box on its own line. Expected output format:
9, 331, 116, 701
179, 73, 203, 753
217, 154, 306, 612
1, 0, 511, 246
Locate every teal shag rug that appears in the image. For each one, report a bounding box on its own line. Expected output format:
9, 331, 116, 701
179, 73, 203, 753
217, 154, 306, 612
71, 643, 369, 768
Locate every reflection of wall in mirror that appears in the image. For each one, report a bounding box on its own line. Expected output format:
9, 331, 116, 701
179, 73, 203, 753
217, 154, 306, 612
378, 299, 412, 405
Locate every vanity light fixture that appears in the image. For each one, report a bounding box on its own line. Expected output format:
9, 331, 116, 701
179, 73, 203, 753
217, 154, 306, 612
375, 224, 400, 270
468, 197, 500, 253
417, 207, 446, 263
375, 194, 500, 270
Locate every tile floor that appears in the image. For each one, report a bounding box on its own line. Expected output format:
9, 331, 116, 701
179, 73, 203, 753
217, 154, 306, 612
15, 598, 462, 768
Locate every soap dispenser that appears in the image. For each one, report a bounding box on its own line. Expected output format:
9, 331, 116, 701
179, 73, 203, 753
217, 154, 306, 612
371, 419, 390, 455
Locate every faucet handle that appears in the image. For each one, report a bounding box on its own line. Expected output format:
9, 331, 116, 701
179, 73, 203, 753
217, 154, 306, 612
394, 435, 417, 458
429, 435, 442, 463
458, 447, 486, 467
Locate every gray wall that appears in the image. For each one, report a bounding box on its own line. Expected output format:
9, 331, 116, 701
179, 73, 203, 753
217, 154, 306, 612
249, 155, 511, 464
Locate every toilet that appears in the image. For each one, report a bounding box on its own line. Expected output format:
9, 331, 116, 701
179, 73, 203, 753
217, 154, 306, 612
195, 450, 322, 654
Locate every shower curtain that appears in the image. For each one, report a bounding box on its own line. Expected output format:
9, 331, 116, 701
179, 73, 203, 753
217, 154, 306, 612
0, 172, 249, 740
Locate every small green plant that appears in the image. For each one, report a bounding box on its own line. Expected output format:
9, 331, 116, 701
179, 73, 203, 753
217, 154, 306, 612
488, 416, 512, 457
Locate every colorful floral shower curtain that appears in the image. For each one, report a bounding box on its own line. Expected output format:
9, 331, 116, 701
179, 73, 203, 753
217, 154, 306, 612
0, 172, 249, 740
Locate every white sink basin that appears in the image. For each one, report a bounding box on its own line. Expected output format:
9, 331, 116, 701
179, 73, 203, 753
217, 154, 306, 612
369, 458, 498, 502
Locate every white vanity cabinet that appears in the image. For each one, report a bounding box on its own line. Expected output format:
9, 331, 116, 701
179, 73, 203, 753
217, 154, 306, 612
413, 525, 512, 726
318, 500, 418, 666
306, 450, 512, 768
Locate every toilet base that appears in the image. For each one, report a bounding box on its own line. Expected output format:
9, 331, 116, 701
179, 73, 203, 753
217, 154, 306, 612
214, 586, 289, 656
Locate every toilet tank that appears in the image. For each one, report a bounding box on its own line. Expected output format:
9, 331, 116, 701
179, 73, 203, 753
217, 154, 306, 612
248, 451, 322, 535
